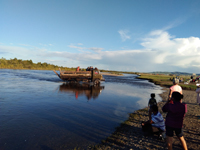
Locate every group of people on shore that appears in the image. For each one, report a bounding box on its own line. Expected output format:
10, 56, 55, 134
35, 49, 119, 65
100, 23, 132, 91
142, 78, 191, 150
191, 75, 200, 83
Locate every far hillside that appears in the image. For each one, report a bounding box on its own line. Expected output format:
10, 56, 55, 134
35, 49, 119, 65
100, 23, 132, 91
0, 57, 76, 71
150, 71, 200, 76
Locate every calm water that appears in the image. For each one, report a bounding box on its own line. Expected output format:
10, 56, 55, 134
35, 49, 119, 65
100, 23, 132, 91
0, 69, 163, 150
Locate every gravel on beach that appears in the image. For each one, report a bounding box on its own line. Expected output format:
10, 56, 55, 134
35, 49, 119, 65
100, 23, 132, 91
94, 87, 200, 150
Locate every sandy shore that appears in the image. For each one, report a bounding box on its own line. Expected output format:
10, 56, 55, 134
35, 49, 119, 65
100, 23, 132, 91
94, 87, 200, 150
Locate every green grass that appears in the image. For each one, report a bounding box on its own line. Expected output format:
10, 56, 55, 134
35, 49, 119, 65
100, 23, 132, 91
0, 57, 77, 71
138, 73, 197, 90
110, 72, 123, 75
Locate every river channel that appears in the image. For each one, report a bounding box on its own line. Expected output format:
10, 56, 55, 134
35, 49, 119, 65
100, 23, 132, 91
0, 69, 163, 150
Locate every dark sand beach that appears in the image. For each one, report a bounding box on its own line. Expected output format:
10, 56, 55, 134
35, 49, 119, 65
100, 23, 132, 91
94, 87, 200, 150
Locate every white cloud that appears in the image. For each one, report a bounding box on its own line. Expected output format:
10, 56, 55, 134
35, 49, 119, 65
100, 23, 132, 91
1, 30, 200, 73
88, 47, 104, 53
141, 30, 200, 70
118, 30, 131, 42
175, 37, 200, 55
68, 44, 104, 53
0, 45, 47, 61
68, 44, 86, 50
45, 51, 102, 60
39, 43, 53, 47
161, 17, 187, 31
19, 44, 31, 47
141, 30, 175, 50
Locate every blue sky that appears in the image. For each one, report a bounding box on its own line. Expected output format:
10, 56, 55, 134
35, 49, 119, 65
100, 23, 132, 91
1, 0, 200, 73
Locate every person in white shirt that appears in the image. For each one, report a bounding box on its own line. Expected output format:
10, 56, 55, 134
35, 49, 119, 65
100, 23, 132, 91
142, 105, 165, 135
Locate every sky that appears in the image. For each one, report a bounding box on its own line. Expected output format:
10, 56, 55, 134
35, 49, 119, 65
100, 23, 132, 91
0, 0, 200, 73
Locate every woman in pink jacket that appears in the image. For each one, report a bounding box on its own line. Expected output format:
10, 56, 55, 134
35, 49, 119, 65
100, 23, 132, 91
168, 78, 182, 101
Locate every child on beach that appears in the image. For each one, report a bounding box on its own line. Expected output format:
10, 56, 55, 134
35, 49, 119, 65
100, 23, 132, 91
148, 93, 157, 120
142, 105, 165, 137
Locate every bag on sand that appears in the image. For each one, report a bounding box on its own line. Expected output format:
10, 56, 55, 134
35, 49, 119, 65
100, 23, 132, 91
141, 121, 152, 132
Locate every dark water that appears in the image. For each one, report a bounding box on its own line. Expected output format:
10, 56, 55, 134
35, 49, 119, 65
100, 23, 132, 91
0, 69, 163, 150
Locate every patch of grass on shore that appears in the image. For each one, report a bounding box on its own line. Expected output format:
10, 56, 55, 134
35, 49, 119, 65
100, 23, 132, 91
110, 72, 123, 75
100, 70, 138, 75
137, 73, 197, 90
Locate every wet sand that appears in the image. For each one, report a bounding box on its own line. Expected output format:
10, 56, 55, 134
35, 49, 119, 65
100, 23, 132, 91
94, 87, 200, 150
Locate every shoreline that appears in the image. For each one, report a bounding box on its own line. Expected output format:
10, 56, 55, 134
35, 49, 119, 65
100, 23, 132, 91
100, 72, 124, 76
93, 86, 200, 149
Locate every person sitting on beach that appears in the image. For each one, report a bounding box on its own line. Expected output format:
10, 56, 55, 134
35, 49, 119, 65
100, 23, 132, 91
148, 93, 157, 120
162, 92, 187, 150
168, 78, 182, 101
142, 105, 165, 136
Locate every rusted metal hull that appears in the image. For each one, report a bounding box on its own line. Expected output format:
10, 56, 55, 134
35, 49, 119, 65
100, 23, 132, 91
53, 68, 105, 84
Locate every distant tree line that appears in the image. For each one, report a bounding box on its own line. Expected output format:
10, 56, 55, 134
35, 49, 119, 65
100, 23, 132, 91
0, 57, 141, 74
0, 57, 76, 71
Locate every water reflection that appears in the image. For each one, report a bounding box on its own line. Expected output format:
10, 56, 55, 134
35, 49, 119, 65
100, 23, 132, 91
0, 70, 164, 149
58, 83, 105, 100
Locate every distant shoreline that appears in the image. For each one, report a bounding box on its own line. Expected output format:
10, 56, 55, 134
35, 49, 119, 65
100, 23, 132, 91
100, 72, 124, 76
